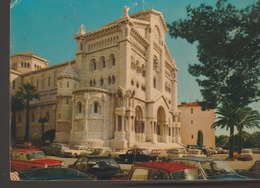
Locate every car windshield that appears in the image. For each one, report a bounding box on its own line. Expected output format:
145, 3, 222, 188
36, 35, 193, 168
200, 161, 236, 177
72, 146, 84, 150
88, 158, 119, 168
91, 149, 102, 155
26, 151, 46, 160
141, 149, 150, 155
170, 168, 201, 180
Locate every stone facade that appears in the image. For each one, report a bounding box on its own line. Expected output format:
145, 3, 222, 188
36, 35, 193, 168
10, 8, 183, 150
178, 102, 215, 148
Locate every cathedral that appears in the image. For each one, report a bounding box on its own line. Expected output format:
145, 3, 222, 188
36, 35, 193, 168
10, 7, 183, 150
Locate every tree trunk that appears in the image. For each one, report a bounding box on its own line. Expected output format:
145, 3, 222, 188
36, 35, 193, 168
228, 124, 235, 159
24, 100, 30, 141
238, 129, 242, 154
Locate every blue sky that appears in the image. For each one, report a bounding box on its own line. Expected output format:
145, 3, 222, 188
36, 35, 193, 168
10, 0, 259, 136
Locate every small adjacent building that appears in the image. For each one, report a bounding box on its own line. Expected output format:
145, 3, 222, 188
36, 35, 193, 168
178, 102, 215, 148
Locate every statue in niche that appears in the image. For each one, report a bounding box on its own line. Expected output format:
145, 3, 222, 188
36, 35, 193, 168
117, 90, 124, 106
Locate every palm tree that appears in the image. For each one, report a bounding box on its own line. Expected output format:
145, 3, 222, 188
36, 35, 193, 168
212, 104, 240, 159
11, 94, 24, 143
236, 107, 260, 154
16, 83, 40, 141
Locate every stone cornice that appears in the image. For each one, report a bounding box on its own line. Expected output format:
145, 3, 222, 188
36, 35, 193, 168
10, 68, 22, 76
164, 45, 179, 71
130, 28, 149, 48
153, 41, 162, 54
11, 52, 49, 65
130, 38, 146, 58
73, 87, 112, 95
21, 60, 76, 76
56, 95, 73, 98
130, 9, 168, 34
75, 24, 121, 41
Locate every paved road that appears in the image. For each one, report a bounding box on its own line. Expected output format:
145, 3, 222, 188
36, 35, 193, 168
48, 153, 260, 170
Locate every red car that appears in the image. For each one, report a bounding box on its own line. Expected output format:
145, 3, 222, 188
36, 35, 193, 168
11, 149, 64, 172
112, 162, 201, 180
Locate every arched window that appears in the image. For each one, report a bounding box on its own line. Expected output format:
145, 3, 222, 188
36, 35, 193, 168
108, 76, 111, 85
67, 82, 70, 88
142, 64, 146, 77
93, 79, 96, 86
111, 54, 115, 66
112, 75, 115, 84
94, 102, 99, 113
100, 56, 105, 68
48, 77, 51, 86
153, 56, 158, 71
80, 43, 83, 50
100, 77, 104, 86
197, 130, 203, 146
90, 80, 93, 87
91, 59, 96, 71
78, 102, 82, 113
153, 78, 156, 88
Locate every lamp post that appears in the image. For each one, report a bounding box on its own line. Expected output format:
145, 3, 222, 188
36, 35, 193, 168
38, 116, 48, 145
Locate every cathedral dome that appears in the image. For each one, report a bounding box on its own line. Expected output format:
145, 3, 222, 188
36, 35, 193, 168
57, 64, 80, 81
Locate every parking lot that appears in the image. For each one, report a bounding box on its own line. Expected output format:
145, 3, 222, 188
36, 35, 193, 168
48, 153, 260, 171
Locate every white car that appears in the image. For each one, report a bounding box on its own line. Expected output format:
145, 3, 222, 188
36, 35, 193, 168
62, 145, 88, 158
185, 149, 207, 158
237, 149, 253, 161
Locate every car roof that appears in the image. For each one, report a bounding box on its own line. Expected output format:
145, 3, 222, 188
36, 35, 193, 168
133, 162, 197, 172
79, 156, 113, 159
18, 168, 92, 180
11, 149, 42, 152
170, 157, 218, 162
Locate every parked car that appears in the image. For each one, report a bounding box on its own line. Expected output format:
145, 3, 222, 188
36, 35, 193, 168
150, 149, 169, 161
111, 148, 129, 160
119, 148, 157, 164
61, 145, 88, 158
41, 143, 69, 156
68, 156, 122, 180
185, 149, 207, 158
11, 149, 64, 171
14, 142, 37, 149
79, 148, 95, 157
14, 167, 94, 180
169, 157, 250, 180
88, 147, 113, 157
215, 147, 229, 154
235, 160, 260, 179
237, 149, 253, 161
112, 162, 201, 180
167, 148, 188, 159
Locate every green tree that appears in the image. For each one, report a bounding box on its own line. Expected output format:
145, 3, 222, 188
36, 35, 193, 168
16, 82, 40, 141
215, 135, 229, 147
235, 107, 260, 153
251, 131, 260, 148
11, 93, 24, 142
168, 0, 260, 158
